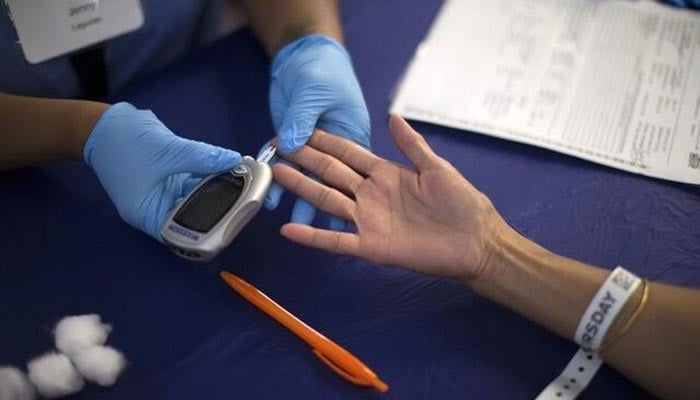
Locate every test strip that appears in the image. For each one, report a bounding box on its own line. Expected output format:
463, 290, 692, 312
257, 146, 277, 164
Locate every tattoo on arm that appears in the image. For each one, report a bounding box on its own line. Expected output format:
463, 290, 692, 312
277, 18, 317, 52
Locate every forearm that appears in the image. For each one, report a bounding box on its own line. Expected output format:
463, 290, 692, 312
0, 93, 108, 170
238, 0, 343, 56
470, 222, 700, 399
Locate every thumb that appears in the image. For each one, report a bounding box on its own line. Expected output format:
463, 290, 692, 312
277, 95, 324, 153
171, 139, 242, 175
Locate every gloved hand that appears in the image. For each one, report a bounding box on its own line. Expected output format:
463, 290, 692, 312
84, 102, 241, 241
266, 34, 370, 227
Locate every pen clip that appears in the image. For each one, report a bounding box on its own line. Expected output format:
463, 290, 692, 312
312, 348, 370, 386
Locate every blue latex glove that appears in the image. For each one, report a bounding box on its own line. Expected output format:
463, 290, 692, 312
266, 34, 370, 227
84, 102, 242, 241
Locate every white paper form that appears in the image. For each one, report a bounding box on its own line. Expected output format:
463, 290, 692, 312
391, 0, 700, 184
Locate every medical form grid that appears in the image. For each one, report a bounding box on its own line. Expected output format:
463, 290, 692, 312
392, 0, 700, 184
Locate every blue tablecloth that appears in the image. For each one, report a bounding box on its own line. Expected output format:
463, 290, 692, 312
2, 1, 698, 398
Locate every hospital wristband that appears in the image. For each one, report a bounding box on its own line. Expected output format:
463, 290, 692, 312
574, 266, 642, 351
536, 267, 642, 400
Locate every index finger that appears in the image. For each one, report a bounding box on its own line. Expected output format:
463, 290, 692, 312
306, 130, 383, 175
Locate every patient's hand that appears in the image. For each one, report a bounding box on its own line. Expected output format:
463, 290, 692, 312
272, 115, 506, 281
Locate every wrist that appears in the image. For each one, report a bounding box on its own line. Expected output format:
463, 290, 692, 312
274, 18, 343, 56
272, 34, 349, 75
466, 221, 611, 340
68, 101, 109, 162
466, 220, 541, 291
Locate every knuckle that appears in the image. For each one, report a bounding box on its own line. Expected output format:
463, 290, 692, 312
333, 234, 342, 253
316, 187, 331, 207
317, 155, 334, 177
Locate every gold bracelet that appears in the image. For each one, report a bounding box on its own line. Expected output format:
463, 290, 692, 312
596, 279, 650, 353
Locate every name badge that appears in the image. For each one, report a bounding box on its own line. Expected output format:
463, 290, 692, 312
5, 0, 145, 64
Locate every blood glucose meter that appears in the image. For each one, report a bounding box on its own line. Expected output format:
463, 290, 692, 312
161, 151, 274, 261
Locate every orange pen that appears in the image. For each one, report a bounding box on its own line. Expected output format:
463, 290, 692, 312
220, 271, 389, 393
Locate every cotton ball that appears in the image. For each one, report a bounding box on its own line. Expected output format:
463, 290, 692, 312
73, 346, 126, 386
27, 353, 84, 398
54, 314, 112, 357
0, 366, 35, 400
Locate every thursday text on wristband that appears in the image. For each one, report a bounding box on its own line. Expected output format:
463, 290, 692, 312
574, 266, 642, 351
536, 267, 644, 400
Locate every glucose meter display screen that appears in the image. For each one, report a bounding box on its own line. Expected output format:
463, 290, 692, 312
174, 173, 244, 233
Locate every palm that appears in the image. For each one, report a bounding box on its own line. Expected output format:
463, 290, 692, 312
351, 161, 490, 278
273, 118, 499, 281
